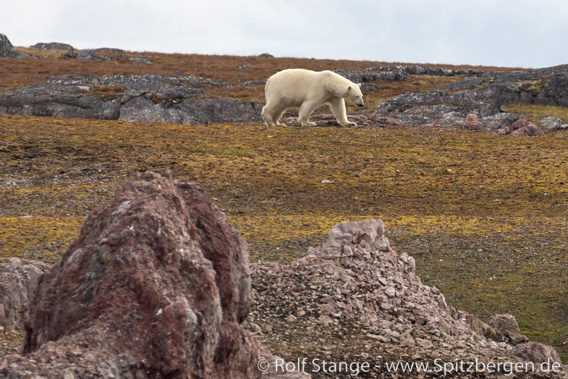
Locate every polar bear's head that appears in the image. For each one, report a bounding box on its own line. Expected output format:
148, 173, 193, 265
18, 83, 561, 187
345, 84, 364, 107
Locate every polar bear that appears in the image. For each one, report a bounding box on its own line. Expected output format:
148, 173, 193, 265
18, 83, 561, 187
261, 69, 364, 127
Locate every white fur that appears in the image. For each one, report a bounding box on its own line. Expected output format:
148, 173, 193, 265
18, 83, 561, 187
261, 69, 364, 127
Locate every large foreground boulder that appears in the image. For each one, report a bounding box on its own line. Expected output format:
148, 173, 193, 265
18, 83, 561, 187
1, 172, 303, 378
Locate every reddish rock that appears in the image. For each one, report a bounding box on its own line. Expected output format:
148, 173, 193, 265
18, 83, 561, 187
2, 172, 304, 378
453, 113, 490, 132
282, 113, 402, 128
487, 313, 529, 345
498, 119, 545, 136
512, 342, 563, 364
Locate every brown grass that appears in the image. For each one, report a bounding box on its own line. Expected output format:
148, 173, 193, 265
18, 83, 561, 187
2, 50, 562, 360
4, 48, 523, 91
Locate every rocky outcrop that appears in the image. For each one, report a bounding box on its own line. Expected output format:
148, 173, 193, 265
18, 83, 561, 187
374, 85, 520, 129
249, 219, 565, 376
30, 42, 76, 58
1, 172, 303, 378
1, 49, 566, 128
336, 65, 484, 85
119, 96, 263, 124
0, 74, 263, 125
374, 65, 568, 129
30, 42, 75, 51
0, 34, 25, 58
0, 258, 51, 332
75, 49, 100, 61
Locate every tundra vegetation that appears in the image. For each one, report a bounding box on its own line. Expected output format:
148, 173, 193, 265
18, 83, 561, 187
1, 48, 568, 362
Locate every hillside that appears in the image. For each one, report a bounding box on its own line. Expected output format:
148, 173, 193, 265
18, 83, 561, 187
1, 39, 568, 375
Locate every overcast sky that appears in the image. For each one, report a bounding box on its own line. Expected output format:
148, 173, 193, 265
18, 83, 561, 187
2, 0, 567, 68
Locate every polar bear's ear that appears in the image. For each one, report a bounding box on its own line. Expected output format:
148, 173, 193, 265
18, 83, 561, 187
357, 83, 362, 88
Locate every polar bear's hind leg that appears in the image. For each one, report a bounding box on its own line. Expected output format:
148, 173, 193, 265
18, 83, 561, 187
262, 99, 289, 126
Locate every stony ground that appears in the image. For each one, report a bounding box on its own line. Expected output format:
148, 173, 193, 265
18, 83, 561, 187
1, 47, 568, 374
245, 219, 564, 378
1, 114, 568, 369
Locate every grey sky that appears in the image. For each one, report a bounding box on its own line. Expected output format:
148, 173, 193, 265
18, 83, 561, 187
2, 0, 567, 68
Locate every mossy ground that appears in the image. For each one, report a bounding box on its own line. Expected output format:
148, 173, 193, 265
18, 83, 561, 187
1, 114, 568, 359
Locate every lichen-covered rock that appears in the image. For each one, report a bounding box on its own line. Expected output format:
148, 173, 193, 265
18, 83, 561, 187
0, 74, 263, 124
30, 42, 75, 51
2, 172, 303, 378
0, 34, 25, 58
539, 116, 568, 131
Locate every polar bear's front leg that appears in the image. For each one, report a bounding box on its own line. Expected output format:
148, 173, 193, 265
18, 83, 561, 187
330, 98, 357, 127
298, 101, 318, 127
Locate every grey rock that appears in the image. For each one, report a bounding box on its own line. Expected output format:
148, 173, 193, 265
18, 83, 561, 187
335, 65, 485, 85
487, 314, 529, 345
0, 74, 263, 125
372, 64, 568, 128
119, 96, 263, 125
31, 42, 74, 51
0, 82, 122, 120
0, 258, 51, 331
76, 48, 129, 61
512, 342, 562, 364
539, 116, 566, 130
76, 49, 100, 61
384, 287, 396, 297
130, 57, 152, 64
375, 85, 511, 127
536, 73, 568, 106
482, 112, 521, 130
0, 33, 25, 58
